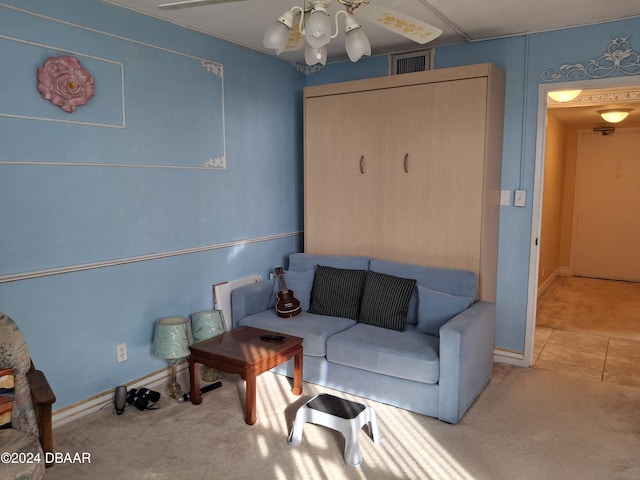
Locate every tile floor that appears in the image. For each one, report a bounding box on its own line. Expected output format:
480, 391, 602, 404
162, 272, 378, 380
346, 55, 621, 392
534, 276, 640, 387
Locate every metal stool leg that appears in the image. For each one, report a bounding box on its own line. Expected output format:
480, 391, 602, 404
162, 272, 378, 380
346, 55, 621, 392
343, 418, 364, 466
288, 404, 310, 447
366, 407, 383, 444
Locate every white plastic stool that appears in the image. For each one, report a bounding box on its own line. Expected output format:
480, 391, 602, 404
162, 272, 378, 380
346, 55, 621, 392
288, 393, 382, 466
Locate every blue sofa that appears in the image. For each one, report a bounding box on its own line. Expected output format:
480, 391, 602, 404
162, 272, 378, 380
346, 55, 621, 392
231, 253, 495, 424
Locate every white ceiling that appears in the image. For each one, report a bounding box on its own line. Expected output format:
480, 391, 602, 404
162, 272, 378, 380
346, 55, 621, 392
104, 0, 640, 65
102, 0, 640, 125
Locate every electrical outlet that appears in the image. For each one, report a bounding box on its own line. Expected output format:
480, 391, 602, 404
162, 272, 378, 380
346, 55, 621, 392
117, 343, 127, 363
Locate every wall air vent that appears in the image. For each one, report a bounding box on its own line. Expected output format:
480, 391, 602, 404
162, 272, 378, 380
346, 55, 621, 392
390, 49, 434, 75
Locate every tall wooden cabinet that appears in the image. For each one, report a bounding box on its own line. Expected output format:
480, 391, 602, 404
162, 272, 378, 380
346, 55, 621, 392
303, 64, 505, 301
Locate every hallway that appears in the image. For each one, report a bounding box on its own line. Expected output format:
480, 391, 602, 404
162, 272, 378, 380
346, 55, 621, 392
534, 276, 640, 387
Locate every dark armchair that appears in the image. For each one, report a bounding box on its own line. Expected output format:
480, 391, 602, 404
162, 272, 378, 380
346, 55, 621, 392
0, 313, 56, 479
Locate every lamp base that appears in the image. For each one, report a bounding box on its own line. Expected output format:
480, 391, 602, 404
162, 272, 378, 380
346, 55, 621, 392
166, 381, 182, 398
166, 359, 182, 398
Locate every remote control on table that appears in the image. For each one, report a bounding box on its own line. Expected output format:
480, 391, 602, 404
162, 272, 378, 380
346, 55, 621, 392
260, 334, 286, 341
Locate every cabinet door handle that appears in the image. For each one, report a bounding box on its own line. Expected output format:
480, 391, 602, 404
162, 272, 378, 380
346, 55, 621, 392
360, 155, 365, 174
403, 153, 409, 173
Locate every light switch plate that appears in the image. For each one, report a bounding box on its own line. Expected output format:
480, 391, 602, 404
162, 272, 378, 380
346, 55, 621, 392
514, 190, 527, 207
500, 190, 511, 206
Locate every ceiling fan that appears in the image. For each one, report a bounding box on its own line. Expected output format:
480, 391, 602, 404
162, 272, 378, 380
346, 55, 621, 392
157, 1, 443, 54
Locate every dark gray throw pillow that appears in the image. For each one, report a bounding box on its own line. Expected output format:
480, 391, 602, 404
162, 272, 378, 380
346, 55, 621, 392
358, 271, 417, 331
308, 265, 367, 319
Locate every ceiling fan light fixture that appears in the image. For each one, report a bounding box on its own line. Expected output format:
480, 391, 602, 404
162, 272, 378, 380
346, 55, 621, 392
304, 44, 327, 66
598, 109, 632, 123
263, 10, 295, 55
547, 89, 582, 102
344, 16, 370, 62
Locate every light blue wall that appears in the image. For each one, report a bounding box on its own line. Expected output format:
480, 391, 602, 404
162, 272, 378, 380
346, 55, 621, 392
313, 17, 640, 352
3, 0, 640, 410
0, 0, 305, 408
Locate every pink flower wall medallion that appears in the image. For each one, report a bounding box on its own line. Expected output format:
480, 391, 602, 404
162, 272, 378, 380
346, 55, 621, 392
37, 56, 95, 113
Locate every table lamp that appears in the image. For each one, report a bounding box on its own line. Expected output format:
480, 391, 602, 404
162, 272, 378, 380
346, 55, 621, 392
191, 310, 226, 382
153, 316, 191, 397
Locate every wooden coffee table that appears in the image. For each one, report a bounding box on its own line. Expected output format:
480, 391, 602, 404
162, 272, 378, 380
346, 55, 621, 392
189, 326, 303, 425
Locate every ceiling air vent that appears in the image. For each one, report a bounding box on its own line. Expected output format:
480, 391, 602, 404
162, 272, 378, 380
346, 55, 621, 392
390, 49, 434, 75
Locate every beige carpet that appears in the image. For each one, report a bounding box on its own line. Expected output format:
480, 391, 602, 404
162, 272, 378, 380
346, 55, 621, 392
45, 363, 640, 480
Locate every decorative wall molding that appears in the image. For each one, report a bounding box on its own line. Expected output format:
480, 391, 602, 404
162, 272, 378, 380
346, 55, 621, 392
542, 36, 640, 81
201, 60, 223, 78
201, 60, 226, 169
550, 87, 640, 107
293, 62, 324, 75
0, 33, 125, 128
0, 160, 223, 169
0, 3, 227, 170
0, 231, 302, 284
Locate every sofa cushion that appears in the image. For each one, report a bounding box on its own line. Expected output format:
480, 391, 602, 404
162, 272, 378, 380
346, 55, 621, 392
358, 271, 416, 331
269, 270, 315, 311
288, 253, 371, 272
369, 259, 477, 325
308, 266, 367, 320
238, 310, 356, 357
415, 285, 475, 336
326, 323, 440, 384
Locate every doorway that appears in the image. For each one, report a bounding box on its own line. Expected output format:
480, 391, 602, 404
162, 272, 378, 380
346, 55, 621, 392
524, 76, 640, 378
571, 128, 640, 281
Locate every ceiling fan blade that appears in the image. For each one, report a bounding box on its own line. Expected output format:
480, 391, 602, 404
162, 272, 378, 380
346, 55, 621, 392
158, 0, 247, 11
354, 2, 442, 44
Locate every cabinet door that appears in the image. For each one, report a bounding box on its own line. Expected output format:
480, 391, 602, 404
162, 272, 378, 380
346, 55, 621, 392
304, 89, 387, 255
306, 76, 488, 271
378, 83, 433, 263
380, 78, 488, 271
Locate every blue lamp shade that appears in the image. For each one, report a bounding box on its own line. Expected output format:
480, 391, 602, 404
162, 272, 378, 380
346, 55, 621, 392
191, 310, 226, 343
152, 316, 191, 359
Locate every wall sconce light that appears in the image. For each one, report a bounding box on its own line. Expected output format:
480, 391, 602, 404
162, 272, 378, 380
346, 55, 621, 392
547, 90, 582, 102
598, 109, 632, 123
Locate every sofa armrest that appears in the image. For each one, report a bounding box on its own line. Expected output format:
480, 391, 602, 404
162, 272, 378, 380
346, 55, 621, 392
437, 301, 496, 424
231, 279, 275, 329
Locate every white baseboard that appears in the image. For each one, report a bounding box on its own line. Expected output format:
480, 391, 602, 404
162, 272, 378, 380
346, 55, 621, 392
537, 269, 558, 297
52, 362, 190, 428
493, 348, 527, 367
558, 267, 571, 277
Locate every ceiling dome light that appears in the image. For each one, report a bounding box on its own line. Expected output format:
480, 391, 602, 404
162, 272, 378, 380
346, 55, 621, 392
598, 109, 632, 123
548, 90, 582, 102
